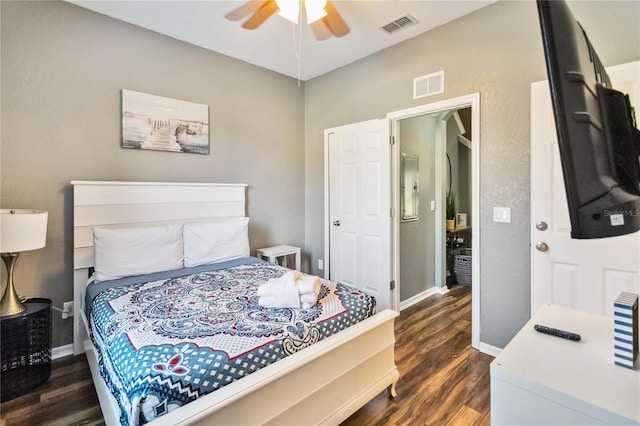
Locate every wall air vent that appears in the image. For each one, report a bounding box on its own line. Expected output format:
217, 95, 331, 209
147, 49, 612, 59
413, 71, 445, 99
380, 14, 418, 35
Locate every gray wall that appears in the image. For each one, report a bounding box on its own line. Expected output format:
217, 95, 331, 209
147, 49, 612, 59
399, 115, 436, 301
1, 1, 305, 347
304, 0, 640, 348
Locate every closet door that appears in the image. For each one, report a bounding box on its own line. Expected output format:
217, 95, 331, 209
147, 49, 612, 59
326, 119, 392, 311
530, 61, 640, 318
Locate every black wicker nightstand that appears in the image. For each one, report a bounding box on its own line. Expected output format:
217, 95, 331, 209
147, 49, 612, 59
1, 298, 52, 401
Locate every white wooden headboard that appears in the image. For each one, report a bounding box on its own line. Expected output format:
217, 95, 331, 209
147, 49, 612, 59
71, 180, 248, 354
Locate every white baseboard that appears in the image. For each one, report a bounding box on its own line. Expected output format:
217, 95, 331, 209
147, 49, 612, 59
434, 285, 450, 295
52, 343, 74, 360
399, 285, 452, 311
400, 287, 438, 311
478, 342, 502, 358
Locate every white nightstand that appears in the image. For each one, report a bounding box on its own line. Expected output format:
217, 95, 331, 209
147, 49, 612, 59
256, 245, 301, 271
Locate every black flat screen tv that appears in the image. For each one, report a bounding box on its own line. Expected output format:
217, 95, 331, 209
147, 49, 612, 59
537, 0, 640, 239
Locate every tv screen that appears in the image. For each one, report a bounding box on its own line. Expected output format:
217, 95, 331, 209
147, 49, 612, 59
536, 0, 640, 239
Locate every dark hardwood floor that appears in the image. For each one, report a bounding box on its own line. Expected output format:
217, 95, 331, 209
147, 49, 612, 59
342, 285, 493, 425
0, 351, 104, 426
0, 285, 492, 426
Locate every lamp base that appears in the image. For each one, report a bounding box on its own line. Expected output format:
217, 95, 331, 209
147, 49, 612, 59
1, 253, 26, 316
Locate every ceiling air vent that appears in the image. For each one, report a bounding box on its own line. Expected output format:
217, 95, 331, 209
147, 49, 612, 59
380, 14, 418, 35
413, 71, 445, 99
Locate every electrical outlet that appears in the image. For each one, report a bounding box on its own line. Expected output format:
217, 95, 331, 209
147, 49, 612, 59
62, 301, 74, 319
318, 259, 324, 270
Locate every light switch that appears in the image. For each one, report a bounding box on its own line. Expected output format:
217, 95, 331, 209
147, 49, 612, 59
493, 207, 511, 223
430, 200, 436, 211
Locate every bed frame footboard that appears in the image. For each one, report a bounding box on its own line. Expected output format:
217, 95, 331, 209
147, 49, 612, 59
81, 308, 399, 426
161, 309, 399, 426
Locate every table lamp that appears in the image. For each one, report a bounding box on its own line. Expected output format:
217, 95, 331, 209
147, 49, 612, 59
1, 209, 48, 316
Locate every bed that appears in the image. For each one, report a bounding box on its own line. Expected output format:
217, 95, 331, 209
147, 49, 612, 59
72, 180, 399, 426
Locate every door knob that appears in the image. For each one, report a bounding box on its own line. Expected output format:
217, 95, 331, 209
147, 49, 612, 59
536, 242, 549, 252
333, 220, 341, 227
536, 221, 548, 231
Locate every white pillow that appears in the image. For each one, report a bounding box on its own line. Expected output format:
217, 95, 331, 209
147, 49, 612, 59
183, 217, 249, 267
93, 223, 184, 281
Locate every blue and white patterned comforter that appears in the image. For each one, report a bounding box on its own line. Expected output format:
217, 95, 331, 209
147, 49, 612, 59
87, 257, 376, 425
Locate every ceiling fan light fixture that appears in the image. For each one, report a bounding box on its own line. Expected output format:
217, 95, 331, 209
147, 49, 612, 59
276, 0, 299, 24
227, 0, 349, 40
305, 0, 328, 24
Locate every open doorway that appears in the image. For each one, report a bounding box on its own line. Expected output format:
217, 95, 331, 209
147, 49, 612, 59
443, 108, 473, 289
388, 93, 480, 349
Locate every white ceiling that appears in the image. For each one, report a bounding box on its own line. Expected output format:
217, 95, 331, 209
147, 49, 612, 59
69, 0, 497, 81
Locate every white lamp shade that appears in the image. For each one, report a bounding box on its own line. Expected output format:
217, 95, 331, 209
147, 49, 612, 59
0, 209, 48, 253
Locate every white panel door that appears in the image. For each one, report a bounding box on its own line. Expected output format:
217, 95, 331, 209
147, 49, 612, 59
531, 61, 640, 318
327, 119, 392, 310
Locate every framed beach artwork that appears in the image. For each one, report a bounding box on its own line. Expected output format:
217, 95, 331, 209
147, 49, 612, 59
121, 89, 209, 154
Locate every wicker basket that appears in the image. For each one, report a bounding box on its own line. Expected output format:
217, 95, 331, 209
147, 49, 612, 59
454, 254, 472, 286
454, 248, 472, 257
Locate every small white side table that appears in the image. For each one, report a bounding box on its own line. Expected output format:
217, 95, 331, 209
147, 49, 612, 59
256, 245, 301, 271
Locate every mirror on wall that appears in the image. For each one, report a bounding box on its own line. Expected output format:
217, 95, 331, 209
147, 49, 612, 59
401, 153, 419, 221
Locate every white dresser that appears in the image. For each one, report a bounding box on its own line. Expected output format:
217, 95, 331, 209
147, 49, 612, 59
491, 304, 639, 425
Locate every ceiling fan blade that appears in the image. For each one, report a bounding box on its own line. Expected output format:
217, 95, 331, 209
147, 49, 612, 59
322, 0, 350, 38
242, 0, 279, 29
310, 20, 332, 41
225, 1, 267, 22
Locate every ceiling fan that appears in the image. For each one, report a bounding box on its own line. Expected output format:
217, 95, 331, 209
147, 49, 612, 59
226, 0, 350, 40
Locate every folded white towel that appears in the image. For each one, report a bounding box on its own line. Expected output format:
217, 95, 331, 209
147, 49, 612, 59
257, 296, 277, 307
300, 293, 317, 304
297, 275, 321, 296
257, 271, 322, 309
259, 292, 319, 309
257, 271, 303, 297
256, 271, 301, 308
300, 293, 318, 309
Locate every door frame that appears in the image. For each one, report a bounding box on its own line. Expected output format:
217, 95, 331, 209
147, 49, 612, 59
388, 93, 481, 349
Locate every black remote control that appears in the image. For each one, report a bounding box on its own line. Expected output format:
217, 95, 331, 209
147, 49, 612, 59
534, 324, 581, 341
